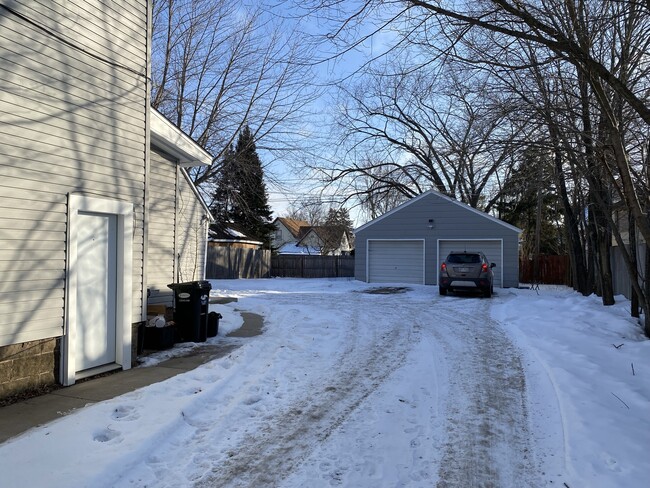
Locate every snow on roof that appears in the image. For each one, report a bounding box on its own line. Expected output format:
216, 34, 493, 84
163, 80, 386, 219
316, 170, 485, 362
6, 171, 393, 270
277, 242, 322, 255
225, 228, 247, 238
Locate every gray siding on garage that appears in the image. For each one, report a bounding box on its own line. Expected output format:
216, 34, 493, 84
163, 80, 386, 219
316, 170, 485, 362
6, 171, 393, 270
355, 191, 521, 288
0, 1, 148, 346
367, 240, 425, 284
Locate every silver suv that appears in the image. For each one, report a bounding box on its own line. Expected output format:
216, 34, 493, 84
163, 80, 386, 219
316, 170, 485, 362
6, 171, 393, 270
439, 251, 495, 297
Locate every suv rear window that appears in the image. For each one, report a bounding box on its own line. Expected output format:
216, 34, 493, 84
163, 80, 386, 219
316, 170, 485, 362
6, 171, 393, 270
447, 254, 481, 264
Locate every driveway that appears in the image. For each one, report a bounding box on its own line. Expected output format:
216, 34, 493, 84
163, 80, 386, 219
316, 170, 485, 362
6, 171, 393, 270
190, 286, 543, 488
1, 280, 564, 487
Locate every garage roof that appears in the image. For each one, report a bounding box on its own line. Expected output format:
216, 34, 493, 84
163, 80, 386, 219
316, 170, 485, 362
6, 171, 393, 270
354, 190, 522, 234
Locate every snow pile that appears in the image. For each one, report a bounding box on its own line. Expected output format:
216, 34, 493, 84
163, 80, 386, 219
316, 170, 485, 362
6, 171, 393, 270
0, 279, 647, 488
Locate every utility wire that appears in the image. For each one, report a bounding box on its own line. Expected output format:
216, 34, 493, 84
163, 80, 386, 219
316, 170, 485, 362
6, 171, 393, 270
0, 3, 148, 79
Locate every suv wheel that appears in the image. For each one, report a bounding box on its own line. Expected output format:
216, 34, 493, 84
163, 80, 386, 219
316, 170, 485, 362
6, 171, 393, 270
483, 286, 492, 298
439, 287, 448, 296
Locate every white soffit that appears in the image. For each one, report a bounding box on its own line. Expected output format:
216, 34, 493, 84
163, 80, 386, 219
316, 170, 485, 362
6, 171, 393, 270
150, 109, 213, 167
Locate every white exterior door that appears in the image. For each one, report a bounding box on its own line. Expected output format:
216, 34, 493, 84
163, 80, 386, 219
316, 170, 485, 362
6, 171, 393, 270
438, 239, 503, 287
367, 240, 425, 284
75, 212, 118, 372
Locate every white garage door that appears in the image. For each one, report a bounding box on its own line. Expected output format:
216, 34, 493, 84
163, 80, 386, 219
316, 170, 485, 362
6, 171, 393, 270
367, 240, 425, 284
438, 240, 503, 287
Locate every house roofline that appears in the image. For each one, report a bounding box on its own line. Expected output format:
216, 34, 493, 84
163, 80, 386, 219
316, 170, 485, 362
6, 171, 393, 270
150, 109, 213, 167
354, 189, 522, 234
180, 168, 214, 222
209, 239, 263, 246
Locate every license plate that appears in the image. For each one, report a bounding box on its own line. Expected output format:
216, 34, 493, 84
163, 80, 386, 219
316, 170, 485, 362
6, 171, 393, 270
458, 267, 469, 272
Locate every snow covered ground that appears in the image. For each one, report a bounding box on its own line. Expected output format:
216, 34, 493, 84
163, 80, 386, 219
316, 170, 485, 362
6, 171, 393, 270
1, 279, 648, 487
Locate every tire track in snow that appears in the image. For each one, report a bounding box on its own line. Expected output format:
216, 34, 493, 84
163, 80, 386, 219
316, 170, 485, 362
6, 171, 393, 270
430, 296, 541, 487
195, 290, 419, 488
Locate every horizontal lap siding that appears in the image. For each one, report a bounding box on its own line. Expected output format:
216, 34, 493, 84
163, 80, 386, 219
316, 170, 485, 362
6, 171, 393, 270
147, 150, 177, 307
356, 192, 520, 286
0, 1, 148, 346
177, 171, 208, 283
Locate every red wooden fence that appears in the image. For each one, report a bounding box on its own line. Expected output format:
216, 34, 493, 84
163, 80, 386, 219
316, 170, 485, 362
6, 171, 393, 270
519, 255, 571, 285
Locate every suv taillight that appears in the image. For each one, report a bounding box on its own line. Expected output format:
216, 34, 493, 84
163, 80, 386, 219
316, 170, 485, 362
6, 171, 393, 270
441, 263, 447, 272
481, 263, 488, 273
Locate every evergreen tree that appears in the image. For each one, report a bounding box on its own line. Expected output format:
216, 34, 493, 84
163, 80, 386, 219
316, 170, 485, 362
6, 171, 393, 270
323, 207, 354, 234
209, 144, 236, 223
497, 149, 564, 256
210, 125, 275, 248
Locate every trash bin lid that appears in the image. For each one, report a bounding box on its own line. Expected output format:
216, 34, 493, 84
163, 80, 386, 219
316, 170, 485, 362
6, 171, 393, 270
167, 281, 212, 290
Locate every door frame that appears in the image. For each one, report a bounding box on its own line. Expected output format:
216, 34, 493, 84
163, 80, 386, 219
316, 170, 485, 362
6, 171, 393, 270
61, 194, 133, 386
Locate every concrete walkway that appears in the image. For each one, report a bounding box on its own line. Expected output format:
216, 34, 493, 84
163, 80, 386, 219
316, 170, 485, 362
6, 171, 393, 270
0, 310, 264, 444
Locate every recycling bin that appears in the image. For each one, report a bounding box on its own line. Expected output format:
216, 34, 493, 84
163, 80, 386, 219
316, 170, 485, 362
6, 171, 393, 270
167, 281, 212, 342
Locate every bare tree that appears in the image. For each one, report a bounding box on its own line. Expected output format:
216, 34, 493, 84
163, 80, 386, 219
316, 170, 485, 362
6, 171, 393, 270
295, 0, 650, 334
151, 0, 320, 190
302, 0, 650, 242
286, 196, 330, 225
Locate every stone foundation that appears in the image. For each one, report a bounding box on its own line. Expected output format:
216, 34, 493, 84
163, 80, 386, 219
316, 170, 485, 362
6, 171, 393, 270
0, 338, 59, 401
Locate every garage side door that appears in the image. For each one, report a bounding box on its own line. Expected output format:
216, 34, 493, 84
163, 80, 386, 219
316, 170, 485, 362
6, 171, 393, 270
367, 240, 424, 284
438, 240, 503, 287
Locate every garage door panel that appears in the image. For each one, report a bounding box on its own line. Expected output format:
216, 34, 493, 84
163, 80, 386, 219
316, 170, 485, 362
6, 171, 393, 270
438, 240, 503, 287
368, 240, 424, 284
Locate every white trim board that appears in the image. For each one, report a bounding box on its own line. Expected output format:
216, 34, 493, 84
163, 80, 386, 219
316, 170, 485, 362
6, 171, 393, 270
61, 194, 134, 386
150, 109, 213, 167
355, 190, 522, 234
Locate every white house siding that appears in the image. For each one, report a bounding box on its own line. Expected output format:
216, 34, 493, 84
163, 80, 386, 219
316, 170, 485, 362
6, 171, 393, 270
176, 170, 209, 283
147, 150, 209, 308
611, 242, 647, 300
147, 149, 178, 307
354, 191, 521, 288
275, 224, 295, 248
0, 1, 148, 347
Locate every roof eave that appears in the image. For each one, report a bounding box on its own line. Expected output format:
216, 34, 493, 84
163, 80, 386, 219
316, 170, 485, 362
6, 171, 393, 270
150, 109, 213, 167
354, 189, 522, 234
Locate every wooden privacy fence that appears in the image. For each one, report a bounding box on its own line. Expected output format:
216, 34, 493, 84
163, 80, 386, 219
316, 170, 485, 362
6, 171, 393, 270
206, 245, 271, 279
271, 255, 355, 278
519, 254, 571, 285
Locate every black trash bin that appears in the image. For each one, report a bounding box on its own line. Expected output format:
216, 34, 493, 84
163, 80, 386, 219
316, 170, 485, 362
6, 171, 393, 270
168, 281, 212, 342
207, 311, 222, 338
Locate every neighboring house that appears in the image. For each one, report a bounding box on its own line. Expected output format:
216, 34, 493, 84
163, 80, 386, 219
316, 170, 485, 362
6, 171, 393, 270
272, 217, 309, 249
354, 190, 522, 288
610, 205, 648, 300
0, 1, 150, 396
296, 226, 354, 256
148, 109, 214, 308
276, 242, 322, 255
208, 222, 263, 250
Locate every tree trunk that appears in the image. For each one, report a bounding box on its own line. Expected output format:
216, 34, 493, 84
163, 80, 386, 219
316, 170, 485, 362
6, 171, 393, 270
645, 241, 650, 337
551, 136, 589, 295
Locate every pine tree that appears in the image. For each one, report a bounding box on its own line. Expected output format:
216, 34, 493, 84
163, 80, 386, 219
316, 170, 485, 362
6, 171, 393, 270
210, 125, 275, 248
323, 207, 354, 234
210, 144, 236, 223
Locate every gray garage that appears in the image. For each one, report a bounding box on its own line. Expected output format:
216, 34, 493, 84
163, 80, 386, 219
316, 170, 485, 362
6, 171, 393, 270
354, 190, 522, 288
